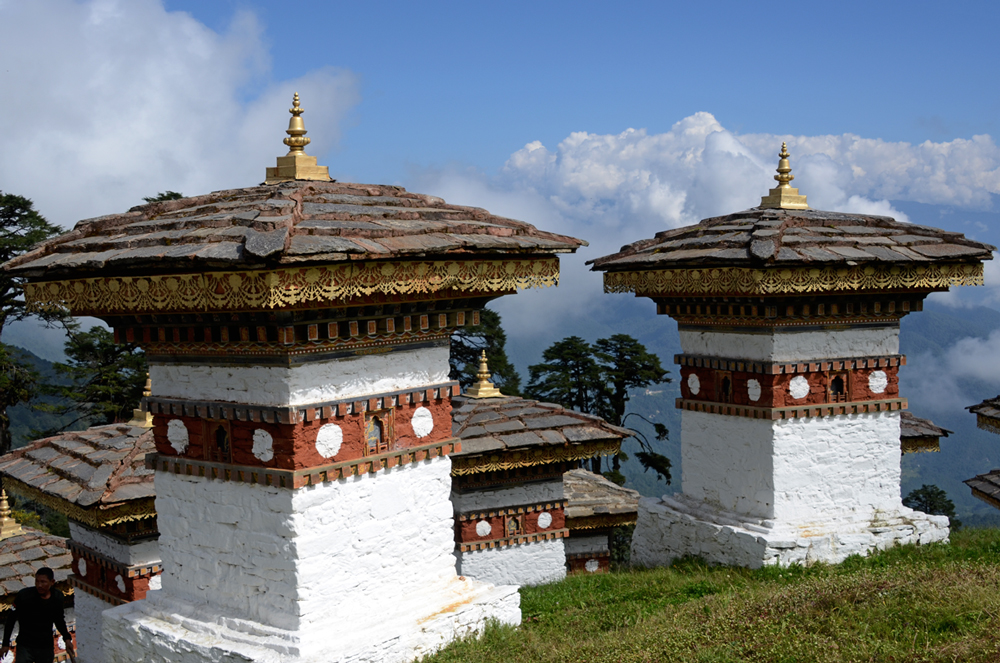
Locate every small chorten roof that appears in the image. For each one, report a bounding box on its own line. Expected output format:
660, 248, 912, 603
0, 424, 155, 529
899, 411, 951, 454
590, 144, 994, 274
6, 95, 584, 282
563, 469, 639, 528
969, 396, 1000, 435
0, 491, 73, 605
965, 469, 1000, 511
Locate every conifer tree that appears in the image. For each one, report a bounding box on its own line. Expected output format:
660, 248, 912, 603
903, 484, 962, 530
450, 308, 521, 395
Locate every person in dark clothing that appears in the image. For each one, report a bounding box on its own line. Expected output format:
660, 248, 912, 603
0, 568, 75, 663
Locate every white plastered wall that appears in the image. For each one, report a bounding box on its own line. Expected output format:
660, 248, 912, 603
76, 591, 115, 663
155, 457, 459, 638
457, 538, 566, 587
451, 479, 564, 513
149, 345, 451, 406
678, 326, 900, 361
69, 522, 161, 566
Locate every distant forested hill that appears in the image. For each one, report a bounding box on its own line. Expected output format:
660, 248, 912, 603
7, 347, 78, 449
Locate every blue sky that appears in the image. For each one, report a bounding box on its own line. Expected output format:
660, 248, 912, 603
2, 0, 1000, 385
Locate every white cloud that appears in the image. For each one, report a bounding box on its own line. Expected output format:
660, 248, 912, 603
904, 329, 1000, 415
0, 0, 360, 228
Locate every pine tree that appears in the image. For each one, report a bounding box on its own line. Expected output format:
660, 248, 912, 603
903, 484, 962, 530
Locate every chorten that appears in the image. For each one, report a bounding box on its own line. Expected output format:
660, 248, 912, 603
5, 95, 584, 662
590, 144, 994, 568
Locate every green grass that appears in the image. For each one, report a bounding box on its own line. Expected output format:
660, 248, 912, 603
424, 529, 1000, 663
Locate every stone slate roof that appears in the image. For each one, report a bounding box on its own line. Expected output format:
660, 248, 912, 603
0, 529, 73, 604
563, 469, 639, 522
6, 181, 586, 278
0, 424, 154, 519
965, 469, 1000, 511
451, 396, 629, 456
900, 411, 951, 440
589, 207, 994, 272
969, 397, 1000, 426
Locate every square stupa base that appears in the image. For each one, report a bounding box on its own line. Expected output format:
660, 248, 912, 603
631, 493, 949, 569
101, 581, 520, 663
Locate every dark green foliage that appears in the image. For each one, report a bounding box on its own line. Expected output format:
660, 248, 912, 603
450, 309, 521, 395
37, 323, 147, 433
6, 348, 76, 449
0, 192, 62, 453
609, 524, 634, 568
903, 484, 962, 530
142, 191, 184, 203
525, 334, 669, 482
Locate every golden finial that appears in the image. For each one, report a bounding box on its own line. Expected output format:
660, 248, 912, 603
0, 489, 24, 541
759, 141, 809, 210
265, 92, 332, 185
127, 373, 153, 428
465, 351, 504, 399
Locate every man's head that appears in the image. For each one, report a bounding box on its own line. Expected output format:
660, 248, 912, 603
34, 567, 54, 596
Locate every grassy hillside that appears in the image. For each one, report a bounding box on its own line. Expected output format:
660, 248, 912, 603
426, 528, 1000, 663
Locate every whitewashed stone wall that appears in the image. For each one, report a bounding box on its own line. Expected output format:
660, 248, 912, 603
76, 591, 115, 663
678, 326, 899, 361
149, 344, 450, 406
69, 522, 161, 566
458, 538, 566, 587
105, 455, 521, 661
451, 480, 564, 513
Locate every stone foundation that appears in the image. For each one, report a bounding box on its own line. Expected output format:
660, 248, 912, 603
631, 493, 949, 568
103, 581, 520, 663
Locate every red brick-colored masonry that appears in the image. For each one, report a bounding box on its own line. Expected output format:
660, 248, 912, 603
69, 541, 161, 604
151, 383, 457, 471
678, 363, 901, 408
455, 502, 567, 548
567, 552, 610, 575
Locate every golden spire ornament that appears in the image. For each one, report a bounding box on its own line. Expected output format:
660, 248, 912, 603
0, 489, 23, 541
265, 92, 332, 184
464, 351, 504, 399
759, 142, 809, 210
127, 373, 154, 428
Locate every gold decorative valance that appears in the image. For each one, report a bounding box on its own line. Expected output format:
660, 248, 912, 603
604, 262, 983, 297
2, 478, 156, 529
24, 257, 559, 315
451, 439, 620, 476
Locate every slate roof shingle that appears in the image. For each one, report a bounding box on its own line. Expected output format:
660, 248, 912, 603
6, 181, 586, 278
589, 207, 994, 272
563, 469, 640, 522
0, 529, 73, 608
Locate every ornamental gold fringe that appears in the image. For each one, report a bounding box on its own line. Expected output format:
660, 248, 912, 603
566, 513, 638, 530
603, 263, 984, 296
451, 439, 620, 476
977, 414, 1000, 436
2, 478, 156, 529
24, 258, 560, 315
900, 437, 941, 454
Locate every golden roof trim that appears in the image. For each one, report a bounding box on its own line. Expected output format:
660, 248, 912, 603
976, 413, 1000, 436
566, 513, 638, 530
603, 262, 983, 297
1, 478, 156, 529
451, 439, 621, 476
24, 257, 560, 315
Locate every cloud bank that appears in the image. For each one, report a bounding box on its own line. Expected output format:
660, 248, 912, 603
0, 0, 360, 228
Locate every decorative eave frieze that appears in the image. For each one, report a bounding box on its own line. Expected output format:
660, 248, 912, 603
147, 437, 460, 489
604, 263, 983, 298
675, 353, 905, 375
451, 439, 621, 476
149, 381, 460, 425
0, 478, 155, 529
566, 513, 638, 530
976, 414, 1000, 436
24, 258, 560, 315
676, 398, 907, 420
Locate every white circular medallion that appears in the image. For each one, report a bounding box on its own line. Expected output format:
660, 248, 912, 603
77, 558, 87, 576
56, 636, 65, 651
747, 378, 761, 402
252, 429, 274, 462
476, 520, 492, 537
868, 370, 888, 394
585, 559, 600, 573
149, 574, 162, 591
315, 424, 343, 459
687, 373, 701, 395
411, 406, 434, 438
167, 419, 188, 454
789, 375, 810, 400
116, 574, 126, 593
537, 511, 553, 529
